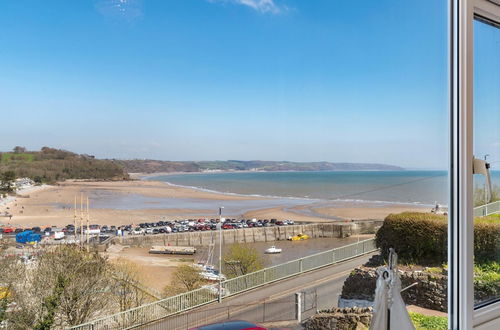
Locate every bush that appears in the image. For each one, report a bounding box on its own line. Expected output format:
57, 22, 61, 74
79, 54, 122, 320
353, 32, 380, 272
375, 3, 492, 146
376, 212, 500, 264
375, 212, 447, 264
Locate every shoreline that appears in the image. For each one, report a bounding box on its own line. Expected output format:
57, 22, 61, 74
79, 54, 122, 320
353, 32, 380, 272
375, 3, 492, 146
142, 173, 439, 208
0, 177, 433, 228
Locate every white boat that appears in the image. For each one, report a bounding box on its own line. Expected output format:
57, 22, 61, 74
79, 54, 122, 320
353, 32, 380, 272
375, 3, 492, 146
200, 270, 227, 281
265, 246, 282, 254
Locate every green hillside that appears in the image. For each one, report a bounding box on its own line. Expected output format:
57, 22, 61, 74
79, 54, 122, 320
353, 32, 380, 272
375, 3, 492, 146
0, 147, 128, 183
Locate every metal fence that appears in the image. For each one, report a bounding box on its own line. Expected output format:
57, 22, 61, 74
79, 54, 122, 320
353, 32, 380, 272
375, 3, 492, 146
69, 238, 377, 330
141, 293, 302, 330
474, 200, 500, 217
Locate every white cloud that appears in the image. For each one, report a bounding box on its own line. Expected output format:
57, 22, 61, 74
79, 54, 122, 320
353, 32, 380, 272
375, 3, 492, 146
95, 0, 143, 21
209, 0, 285, 14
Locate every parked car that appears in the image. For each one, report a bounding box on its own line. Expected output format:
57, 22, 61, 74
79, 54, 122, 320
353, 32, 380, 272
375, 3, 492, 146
132, 227, 145, 235
189, 320, 268, 330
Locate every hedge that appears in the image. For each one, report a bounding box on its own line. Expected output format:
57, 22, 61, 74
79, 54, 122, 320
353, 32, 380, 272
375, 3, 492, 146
375, 212, 500, 264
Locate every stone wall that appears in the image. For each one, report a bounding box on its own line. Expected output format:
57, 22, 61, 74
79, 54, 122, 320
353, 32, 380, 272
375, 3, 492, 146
339, 266, 447, 312
303, 307, 372, 330
113, 221, 382, 247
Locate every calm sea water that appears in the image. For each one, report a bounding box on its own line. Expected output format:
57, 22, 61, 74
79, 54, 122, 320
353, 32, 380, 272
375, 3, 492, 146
149, 171, 500, 206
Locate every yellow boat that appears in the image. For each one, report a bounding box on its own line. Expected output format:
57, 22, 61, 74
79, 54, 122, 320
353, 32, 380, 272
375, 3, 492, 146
288, 233, 310, 241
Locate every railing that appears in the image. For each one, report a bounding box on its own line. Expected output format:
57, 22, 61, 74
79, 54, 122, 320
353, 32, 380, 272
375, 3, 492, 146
474, 200, 500, 217
69, 238, 377, 330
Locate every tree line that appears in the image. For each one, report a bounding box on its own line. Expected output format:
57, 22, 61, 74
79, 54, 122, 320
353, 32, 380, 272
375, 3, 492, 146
0, 147, 128, 186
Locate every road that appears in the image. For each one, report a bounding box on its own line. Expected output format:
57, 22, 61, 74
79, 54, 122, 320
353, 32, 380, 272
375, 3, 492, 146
142, 252, 375, 330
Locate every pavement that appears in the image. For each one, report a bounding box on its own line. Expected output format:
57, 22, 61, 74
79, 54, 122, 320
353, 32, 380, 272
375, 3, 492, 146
142, 252, 376, 330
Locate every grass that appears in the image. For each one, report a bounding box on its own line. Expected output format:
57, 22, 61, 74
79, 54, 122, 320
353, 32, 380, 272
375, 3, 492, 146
476, 214, 500, 224
0, 153, 34, 163
409, 312, 447, 330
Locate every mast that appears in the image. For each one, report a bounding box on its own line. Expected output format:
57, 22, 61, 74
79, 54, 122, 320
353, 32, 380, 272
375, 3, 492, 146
86, 196, 90, 252
73, 195, 77, 241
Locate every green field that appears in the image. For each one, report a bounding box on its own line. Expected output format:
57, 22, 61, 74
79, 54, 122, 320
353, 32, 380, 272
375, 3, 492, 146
0, 153, 34, 163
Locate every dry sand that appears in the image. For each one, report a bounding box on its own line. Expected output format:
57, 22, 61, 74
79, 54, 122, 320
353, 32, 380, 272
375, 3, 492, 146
312, 204, 430, 220
0, 180, 259, 228
106, 246, 194, 292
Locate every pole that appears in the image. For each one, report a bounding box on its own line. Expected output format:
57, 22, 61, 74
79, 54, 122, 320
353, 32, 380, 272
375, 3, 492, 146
80, 193, 84, 247
484, 154, 490, 215
218, 206, 224, 303
73, 195, 77, 241
86, 196, 90, 252
295, 292, 302, 322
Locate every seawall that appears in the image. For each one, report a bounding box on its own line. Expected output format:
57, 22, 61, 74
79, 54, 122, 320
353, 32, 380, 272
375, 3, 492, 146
114, 221, 382, 247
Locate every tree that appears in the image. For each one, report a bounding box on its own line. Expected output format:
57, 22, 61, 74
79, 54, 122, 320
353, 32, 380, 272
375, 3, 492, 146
12, 146, 26, 154
474, 184, 500, 207
0, 171, 16, 192
4, 246, 114, 328
223, 243, 266, 278
110, 259, 150, 312
163, 265, 206, 297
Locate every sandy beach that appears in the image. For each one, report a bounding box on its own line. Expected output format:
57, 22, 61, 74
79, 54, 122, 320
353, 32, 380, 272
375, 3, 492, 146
0, 179, 432, 228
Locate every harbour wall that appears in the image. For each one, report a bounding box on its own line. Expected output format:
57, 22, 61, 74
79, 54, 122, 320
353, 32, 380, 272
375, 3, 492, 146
113, 221, 382, 247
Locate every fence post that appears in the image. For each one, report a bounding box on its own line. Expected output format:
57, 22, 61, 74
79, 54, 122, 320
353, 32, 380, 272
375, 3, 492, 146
295, 292, 302, 323
263, 299, 266, 322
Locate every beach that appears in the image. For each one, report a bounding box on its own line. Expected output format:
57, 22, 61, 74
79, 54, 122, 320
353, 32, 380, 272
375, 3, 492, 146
0, 178, 430, 228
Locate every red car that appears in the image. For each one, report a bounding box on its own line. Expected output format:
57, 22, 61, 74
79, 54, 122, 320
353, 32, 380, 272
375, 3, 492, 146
3, 227, 14, 234
189, 320, 267, 330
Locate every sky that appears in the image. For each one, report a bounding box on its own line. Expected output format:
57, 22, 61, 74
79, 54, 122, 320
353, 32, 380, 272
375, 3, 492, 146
474, 20, 500, 174
0, 0, 452, 168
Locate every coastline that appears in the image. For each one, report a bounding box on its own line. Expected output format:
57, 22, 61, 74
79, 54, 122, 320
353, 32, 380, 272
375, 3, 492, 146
0, 175, 432, 228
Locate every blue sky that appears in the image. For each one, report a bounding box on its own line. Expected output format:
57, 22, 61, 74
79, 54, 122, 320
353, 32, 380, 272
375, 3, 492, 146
475, 20, 500, 173
0, 0, 451, 168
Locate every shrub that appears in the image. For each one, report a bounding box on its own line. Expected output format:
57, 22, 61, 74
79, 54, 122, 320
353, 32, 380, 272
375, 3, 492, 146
409, 312, 447, 330
376, 212, 500, 264
375, 212, 447, 264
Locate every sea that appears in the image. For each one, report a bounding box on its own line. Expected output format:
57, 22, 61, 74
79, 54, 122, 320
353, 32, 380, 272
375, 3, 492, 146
149, 170, 500, 206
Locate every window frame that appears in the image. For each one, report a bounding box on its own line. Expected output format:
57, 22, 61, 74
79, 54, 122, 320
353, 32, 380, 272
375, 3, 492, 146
450, 0, 500, 328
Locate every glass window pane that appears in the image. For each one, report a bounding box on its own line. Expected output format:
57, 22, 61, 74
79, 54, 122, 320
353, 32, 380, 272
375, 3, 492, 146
473, 18, 500, 307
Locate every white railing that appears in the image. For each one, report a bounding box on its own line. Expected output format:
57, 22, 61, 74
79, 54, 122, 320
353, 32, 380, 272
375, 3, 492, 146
69, 238, 377, 330
474, 200, 500, 217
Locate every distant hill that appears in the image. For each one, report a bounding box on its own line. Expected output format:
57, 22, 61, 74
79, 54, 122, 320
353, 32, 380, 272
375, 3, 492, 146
116, 159, 404, 174
0, 147, 128, 183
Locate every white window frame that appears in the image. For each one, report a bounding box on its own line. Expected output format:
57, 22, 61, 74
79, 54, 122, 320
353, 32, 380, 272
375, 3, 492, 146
450, 0, 500, 329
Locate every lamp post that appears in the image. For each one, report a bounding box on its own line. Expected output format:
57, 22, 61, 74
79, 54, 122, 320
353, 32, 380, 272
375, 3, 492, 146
218, 206, 224, 303
484, 154, 490, 215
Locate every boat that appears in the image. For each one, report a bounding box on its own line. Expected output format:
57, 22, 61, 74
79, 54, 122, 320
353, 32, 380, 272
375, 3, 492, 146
149, 246, 196, 255
196, 232, 226, 281
264, 246, 282, 254
200, 270, 227, 281
287, 233, 310, 241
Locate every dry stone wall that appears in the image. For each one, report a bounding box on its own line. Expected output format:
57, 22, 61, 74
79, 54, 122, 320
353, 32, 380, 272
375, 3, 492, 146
303, 307, 372, 330
339, 266, 447, 312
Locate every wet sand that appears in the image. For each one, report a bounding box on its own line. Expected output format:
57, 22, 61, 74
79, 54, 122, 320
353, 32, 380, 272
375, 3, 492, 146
110, 235, 374, 292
